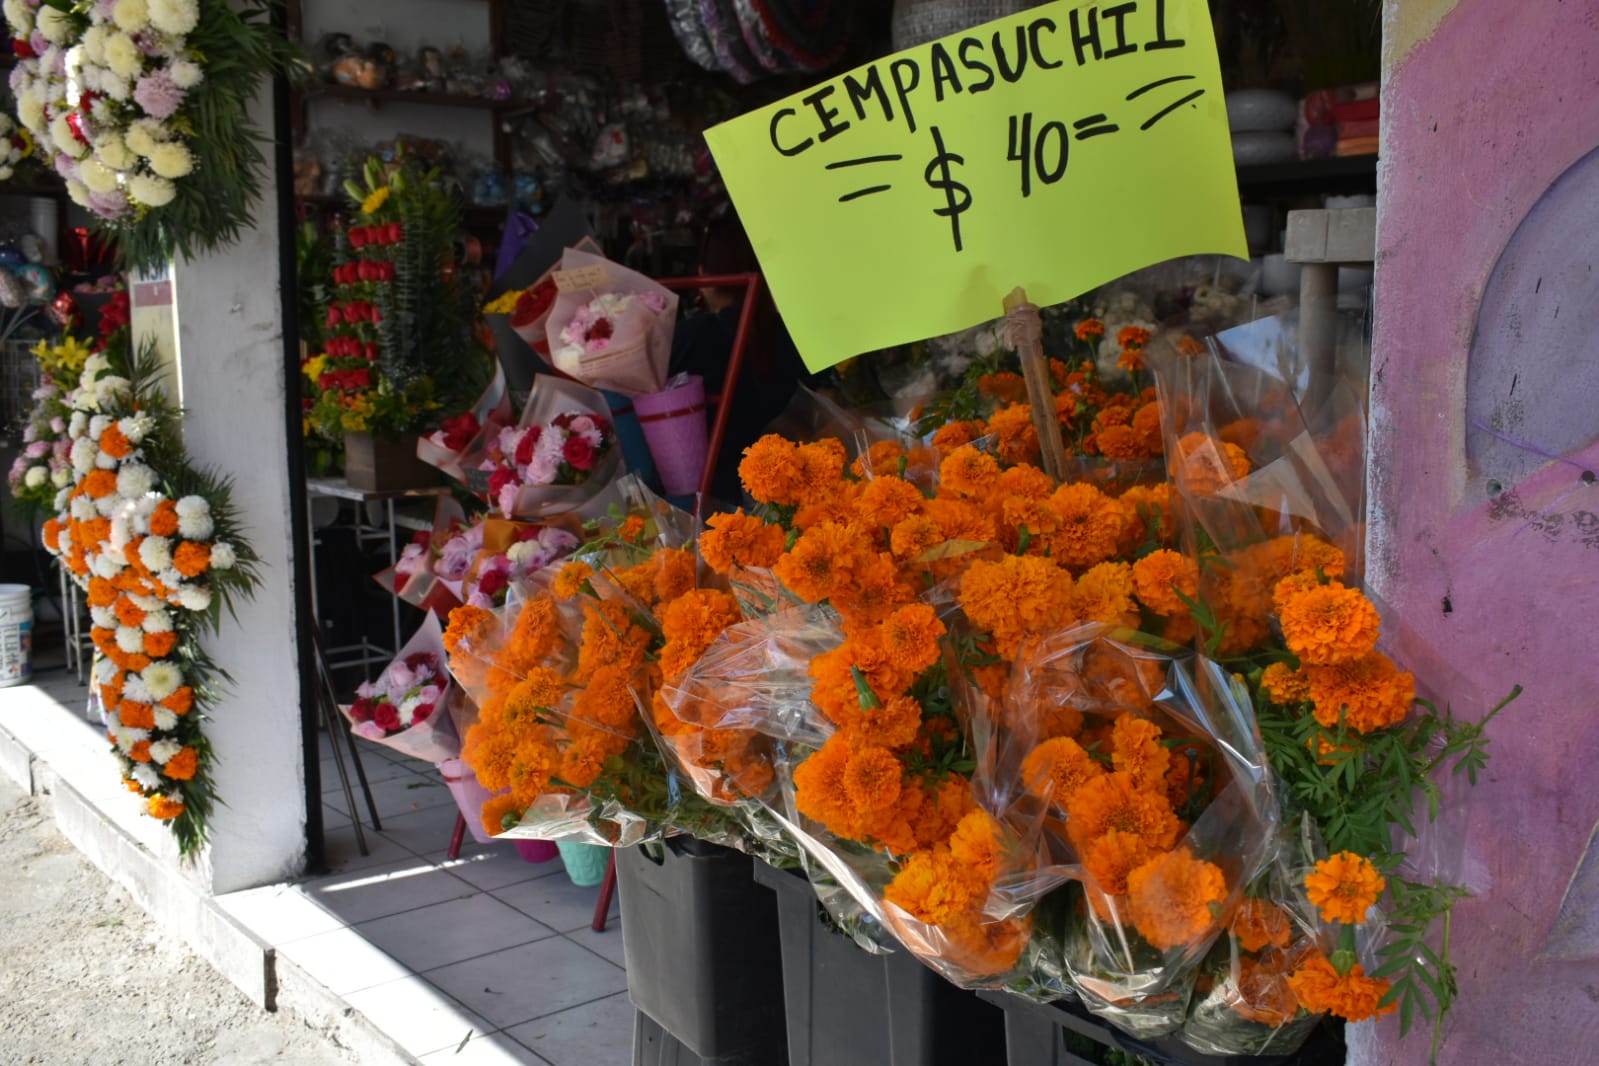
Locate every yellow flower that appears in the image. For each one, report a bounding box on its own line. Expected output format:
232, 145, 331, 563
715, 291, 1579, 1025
361, 186, 392, 215
32, 335, 94, 380
303, 354, 328, 382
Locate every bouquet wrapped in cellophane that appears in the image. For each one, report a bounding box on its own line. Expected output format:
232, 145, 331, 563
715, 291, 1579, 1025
440, 475, 793, 858
545, 249, 677, 398
341, 613, 462, 763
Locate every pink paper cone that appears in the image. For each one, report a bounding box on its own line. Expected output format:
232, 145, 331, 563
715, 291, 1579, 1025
634, 376, 708, 496
438, 758, 501, 845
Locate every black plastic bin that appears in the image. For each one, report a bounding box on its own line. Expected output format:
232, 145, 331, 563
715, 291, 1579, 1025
752, 860, 1006, 1066
615, 837, 788, 1064
976, 988, 1348, 1066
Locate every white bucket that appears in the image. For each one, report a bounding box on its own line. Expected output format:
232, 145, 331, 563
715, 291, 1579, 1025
0, 584, 33, 687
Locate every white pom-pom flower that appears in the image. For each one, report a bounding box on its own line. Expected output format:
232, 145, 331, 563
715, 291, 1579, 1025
148, 739, 183, 765
138, 535, 173, 573
152, 708, 178, 731
71, 495, 98, 521
141, 608, 172, 633
141, 662, 181, 702
128, 173, 176, 209
132, 764, 162, 789
168, 59, 202, 89
92, 553, 125, 580
209, 542, 236, 570
122, 675, 153, 704
115, 626, 144, 654
117, 463, 156, 499
147, 142, 193, 180
112, 0, 150, 32
177, 585, 211, 612
177, 506, 213, 541
90, 605, 118, 630
148, 0, 199, 36
103, 32, 143, 79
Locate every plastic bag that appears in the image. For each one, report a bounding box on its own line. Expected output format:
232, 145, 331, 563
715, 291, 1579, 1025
417, 365, 513, 484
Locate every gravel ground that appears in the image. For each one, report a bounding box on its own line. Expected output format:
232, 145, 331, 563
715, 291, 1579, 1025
0, 775, 355, 1066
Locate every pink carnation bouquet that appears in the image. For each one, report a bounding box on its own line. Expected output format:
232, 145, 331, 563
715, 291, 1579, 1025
342, 614, 460, 762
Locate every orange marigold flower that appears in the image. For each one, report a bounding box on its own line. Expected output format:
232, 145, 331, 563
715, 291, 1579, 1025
1305, 652, 1415, 733
958, 554, 1074, 659
947, 808, 1012, 883
618, 514, 647, 542
738, 434, 807, 506
795, 439, 848, 503
1131, 549, 1199, 617
162, 746, 199, 781
1118, 326, 1151, 350
1131, 403, 1165, 455
987, 404, 1041, 466
856, 475, 925, 531
1278, 582, 1381, 666
652, 547, 699, 604
1048, 482, 1125, 569
1305, 851, 1385, 925
857, 693, 924, 750
1094, 423, 1145, 459
42, 518, 64, 552
1067, 771, 1182, 852
1173, 432, 1251, 495
842, 745, 904, 815
147, 795, 186, 820
924, 496, 997, 545
143, 630, 178, 658
99, 423, 133, 459
114, 597, 146, 627
1111, 714, 1171, 791
878, 603, 945, 674
889, 514, 944, 562
161, 687, 194, 716
931, 420, 983, 455
1176, 335, 1205, 357
1073, 561, 1136, 624
1126, 848, 1228, 951
150, 501, 180, 538
1074, 319, 1106, 341
794, 733, 858, 839
1231, 897, 1294, 953
129, 740, 153, 763
81, 468, 118, 499
552, 560, 594, 600
1022, 736, 1105, 808
480, 792, 524, 838
774, 520, 867, 605
1287, 952, 1395, 1022
1271, 570, 1323, 612
1082, 829, 1156, 897
1229, 955, 1301, 1027
1260, 662, 1312, 705
939, 445, 1002, 499
700, 511, 786, 574
978, 371, 1029, 404
1117, 346, 1146, 373
118, 700, 156, 730
659, 588, 743, 680
172, 541, 211, 578
850, 439, 908, 479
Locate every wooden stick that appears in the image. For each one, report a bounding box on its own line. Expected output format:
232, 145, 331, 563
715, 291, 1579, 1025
1003, 287, 1069, 483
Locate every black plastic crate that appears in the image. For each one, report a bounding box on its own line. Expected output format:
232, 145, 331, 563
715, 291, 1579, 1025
752, 860, 1006, 1066
976, 988, 1347, 1066
615, 837, 787, 1064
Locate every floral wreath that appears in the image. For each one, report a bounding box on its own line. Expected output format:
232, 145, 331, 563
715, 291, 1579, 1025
42, 328, 257, 855
4, 0, 290, 270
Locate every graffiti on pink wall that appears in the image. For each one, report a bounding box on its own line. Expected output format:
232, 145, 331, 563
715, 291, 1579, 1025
1366, 0, 1599, 1062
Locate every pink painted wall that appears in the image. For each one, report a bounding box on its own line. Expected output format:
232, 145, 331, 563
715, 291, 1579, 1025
1365, 1, 1599, 1063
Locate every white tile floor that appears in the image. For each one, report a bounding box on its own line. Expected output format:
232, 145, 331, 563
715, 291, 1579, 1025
306, 731, 634, 1064
18, 645, 634, 1066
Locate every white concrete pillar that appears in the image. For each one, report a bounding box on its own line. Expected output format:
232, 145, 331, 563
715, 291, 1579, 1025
136, 88, 306, 894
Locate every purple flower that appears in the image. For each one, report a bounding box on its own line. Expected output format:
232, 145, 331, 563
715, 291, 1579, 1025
29, 32, 47, 57
87, 188, 130, 220
24, 441, 48, 459
96, 0, 119, 18
133, 70, 184, 120
49, 417, 65, 434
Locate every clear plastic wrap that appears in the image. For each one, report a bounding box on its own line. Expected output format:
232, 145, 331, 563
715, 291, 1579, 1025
372, 494, 469, 617
342, 613, 460, 763
417, 365, 513, 484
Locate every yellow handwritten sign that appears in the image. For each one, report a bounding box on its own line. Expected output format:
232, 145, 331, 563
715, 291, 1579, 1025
704, 0, 1246, 372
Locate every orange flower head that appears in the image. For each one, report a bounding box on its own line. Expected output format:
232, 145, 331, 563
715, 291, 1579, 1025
1021, 736, 1105, 808
480, 792, 524, 837
1047, 482, 1126, 569
889, 513, 944, 562
552, 561, 593, 600
986, 403, 1041, 466
1117, 326, 1151, 350
1278, 582, 1381, 666
738, 434, 807, 506
1072, 561, 1136, 624
1305, 851, 1385, 925
652, 547, 699, 604
143, 630, 178, 658
659, 588, 743, 680
1176, 335, 1205, 357
81, 468, 118, 499
947, 808, 1013, 882
162, 747, 200, 781
118, 700, 156, 730
850, 439, 908, 479
1094, 424, 1145, 459
1131, 549, 1200, 617
857, 693, 924, 750
618, 514, 647, 543
1111, 714, 1172, 791
774, 520, 867, 605
150, 501, 180, 538
793, 733, 859, 839
1074, 319, 1105, 341
128, 740, 153, 763
1287, 952, 1396, 1022
700, 511, 786, 574
833, 552, 917, 630
930, 420, 982, 455
1082, 829, 1157, 898
1229, 955, 1302, 1027
1117, 347, 1146, 373
1131, 403, 1165, 456
939, 445, 1002, 499
1126, 847, 1228, 951
842, 745, 904, 815
161, 687, 195, 716
877, 603, 946, 674
1260, 662, 1311, 705
1173, 433, 1251, 495
1066, 771, 1182, 852
147, 795, 186, 820
1305, 652, 1415, 733
99, 423, 133, 459
1231, 897, 1294, 953
958, 554, 1074, 659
